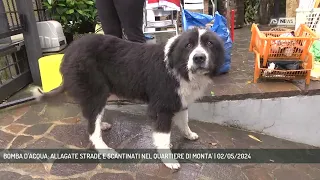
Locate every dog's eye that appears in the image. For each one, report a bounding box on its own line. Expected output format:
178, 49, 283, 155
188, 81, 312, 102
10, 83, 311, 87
185, 43, 192, 48
207, 41, 213, 46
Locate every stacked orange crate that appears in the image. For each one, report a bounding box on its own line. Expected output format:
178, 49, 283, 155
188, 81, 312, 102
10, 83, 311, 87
249, 24, 317, 85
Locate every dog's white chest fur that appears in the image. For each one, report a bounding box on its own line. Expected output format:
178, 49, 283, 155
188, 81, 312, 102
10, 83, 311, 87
178, 75, 211, 108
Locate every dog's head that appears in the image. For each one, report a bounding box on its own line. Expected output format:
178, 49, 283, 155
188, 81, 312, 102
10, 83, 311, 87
164, 28, 225, 81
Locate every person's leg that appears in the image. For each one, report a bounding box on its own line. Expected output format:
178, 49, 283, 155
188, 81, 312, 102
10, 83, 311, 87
114, 0, 146, 43
95, 0, 122, 38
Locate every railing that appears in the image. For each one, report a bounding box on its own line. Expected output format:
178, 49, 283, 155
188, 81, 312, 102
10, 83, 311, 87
0, 0, 25, 39
0, 0, 45, 102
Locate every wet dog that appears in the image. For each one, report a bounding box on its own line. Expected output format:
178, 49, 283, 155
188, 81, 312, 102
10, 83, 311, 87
33, 28, 225, 169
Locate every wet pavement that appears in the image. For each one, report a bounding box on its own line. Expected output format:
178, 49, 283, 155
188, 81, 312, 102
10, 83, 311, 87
1, 26, 320, 179
0, 93, 320, 180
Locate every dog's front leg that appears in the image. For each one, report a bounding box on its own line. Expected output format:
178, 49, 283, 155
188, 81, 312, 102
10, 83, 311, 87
153, 112, 180, 170
173, 109, 199, 140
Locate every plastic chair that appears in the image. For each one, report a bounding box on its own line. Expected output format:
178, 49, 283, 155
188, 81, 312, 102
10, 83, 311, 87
183, 0, 204, 13
143, 1, 179, 35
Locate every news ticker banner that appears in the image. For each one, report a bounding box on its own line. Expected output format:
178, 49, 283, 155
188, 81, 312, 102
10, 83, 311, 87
0, 149, 320, 163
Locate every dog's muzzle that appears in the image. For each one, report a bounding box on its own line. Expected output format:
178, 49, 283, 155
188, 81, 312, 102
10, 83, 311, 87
190, 53, 209, 74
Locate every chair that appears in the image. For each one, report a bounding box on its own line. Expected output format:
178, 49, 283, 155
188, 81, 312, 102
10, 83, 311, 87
143, 1, 180, 36
183, 0, 204, 13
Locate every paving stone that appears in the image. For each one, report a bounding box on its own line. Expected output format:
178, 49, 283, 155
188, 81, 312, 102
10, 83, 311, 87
60, 117, 81, 124
50, 163, 98, 176
11, 135, 34, 148
136, 173, 167, 180
30, 103, 46, 114
40, 105, 65, 122
201, 164, 248, 180
256, 82, 301, 93
243, 167, 273, 180
255, 164, 278, 172
191, 121, 228, 134
5, 124, 27, 134
0, 130, 15, 148
9, 106, 30, 119
273, 168, 312, 180
236, 83, 262, 94
294, 80, 320, 91
0, 171, 22, 180
101, 163, 137, 172
26, 137, 64, 149
197, 176, 212, 180
63, 178, 86, 180
209, 84, 243, 96
171, 163, 202, 180
309, 164, 320, 170
118, 133, 154, 149
8, 164, 48, 176
207, 132, 236, 148
49, 124, 90, 148
135, 163, 161, 175
62, 104, 80, 118
157, 165, 176, 178
15, 110, 44, 125
42, 103, 80, 122
0, 112, 15, 126
99, 111, 153, 149
23, 123, 52, 136
18, 175, 33, 180
90, 172, 134, 180
292, 164, 320, 179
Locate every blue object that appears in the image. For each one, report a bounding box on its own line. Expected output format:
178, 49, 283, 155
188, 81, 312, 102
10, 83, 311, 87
181, 9, 214, 31
182, 10, 232, 74
144, 34, 154, 39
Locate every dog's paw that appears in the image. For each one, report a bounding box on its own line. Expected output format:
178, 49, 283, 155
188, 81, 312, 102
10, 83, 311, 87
164, 161, 181, 170
101, 122, 112, 131
186, 132, 199, 140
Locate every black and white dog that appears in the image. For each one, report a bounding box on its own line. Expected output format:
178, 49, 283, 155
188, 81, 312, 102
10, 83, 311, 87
34, 28, 225, 169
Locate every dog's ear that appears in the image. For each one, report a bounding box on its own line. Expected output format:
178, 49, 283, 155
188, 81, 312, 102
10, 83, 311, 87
208, 33, 225, 77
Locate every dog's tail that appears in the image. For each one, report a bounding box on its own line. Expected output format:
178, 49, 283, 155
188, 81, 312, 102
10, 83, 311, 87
32, 83, 65, 102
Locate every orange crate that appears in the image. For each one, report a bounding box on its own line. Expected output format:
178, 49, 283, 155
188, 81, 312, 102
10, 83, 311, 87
253, 49, 314, 84
249, 24, 317, 85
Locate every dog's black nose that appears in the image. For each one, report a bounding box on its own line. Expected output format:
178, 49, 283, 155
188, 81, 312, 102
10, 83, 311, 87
193, 53, 206, 64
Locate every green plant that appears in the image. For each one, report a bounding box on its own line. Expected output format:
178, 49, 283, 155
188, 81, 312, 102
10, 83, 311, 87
244, 0, 260, 24
43, 0, 97, 34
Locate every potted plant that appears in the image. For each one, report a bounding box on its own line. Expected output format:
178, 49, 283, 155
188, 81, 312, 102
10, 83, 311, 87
43, 0, 98, 43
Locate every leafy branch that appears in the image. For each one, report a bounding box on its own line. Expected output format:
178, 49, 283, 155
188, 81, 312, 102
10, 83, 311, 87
43, 0, 97, 34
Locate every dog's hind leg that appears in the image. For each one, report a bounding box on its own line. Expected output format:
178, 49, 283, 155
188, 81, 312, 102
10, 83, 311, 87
173, 109, 199, 140
152, 112, 180, 170
80, 90, 113, 151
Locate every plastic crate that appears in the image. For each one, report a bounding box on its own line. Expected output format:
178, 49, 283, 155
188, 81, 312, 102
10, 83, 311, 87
295, 8, 320, 35
249, 24, 316, 84
253, 49, 314, 84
